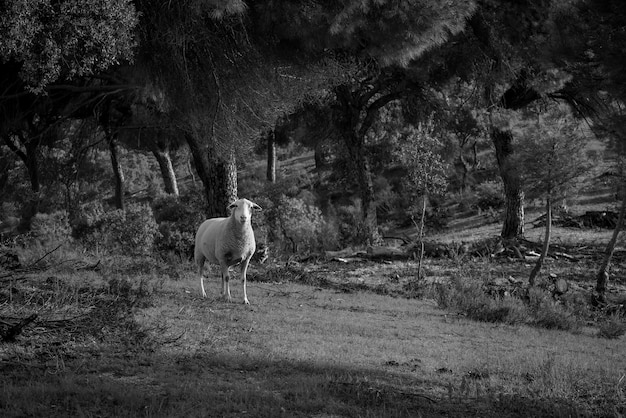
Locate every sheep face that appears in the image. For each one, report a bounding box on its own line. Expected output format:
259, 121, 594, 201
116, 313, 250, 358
228, 199, 262, 224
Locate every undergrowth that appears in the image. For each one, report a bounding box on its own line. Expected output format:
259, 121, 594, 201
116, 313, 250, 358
434, 276, 581, 331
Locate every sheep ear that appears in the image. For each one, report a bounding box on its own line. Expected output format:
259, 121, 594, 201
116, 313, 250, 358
227, 202, 238, 210
252, 203, 262, 211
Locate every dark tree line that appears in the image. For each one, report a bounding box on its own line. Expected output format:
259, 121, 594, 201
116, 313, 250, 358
1, 0, 625, 297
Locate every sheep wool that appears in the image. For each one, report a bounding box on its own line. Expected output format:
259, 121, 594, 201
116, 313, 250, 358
194, 198, 261, 304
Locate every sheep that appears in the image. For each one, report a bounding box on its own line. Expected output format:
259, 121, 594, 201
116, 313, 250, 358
194, 198, 262, 304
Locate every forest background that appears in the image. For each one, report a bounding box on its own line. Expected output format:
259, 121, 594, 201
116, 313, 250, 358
2, 0, 625, 293
1, 0, 626, 296
2, 1, 626, 416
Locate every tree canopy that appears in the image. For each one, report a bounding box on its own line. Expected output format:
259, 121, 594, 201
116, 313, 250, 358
0, 0, 138, 93
1, 0, 625, 248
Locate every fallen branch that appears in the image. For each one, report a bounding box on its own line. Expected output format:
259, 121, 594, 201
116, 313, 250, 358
30, 244, 62, 267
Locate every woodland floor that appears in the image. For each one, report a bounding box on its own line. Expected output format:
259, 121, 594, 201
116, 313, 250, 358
2, 169, 626, 416
1, 233, 625, 417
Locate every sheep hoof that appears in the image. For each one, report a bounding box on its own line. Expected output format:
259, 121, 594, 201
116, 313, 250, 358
243, 299, 250, 305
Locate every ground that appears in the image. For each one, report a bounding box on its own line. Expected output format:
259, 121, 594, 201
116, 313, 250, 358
0, 244, 624, 417
1, 153, 625, 416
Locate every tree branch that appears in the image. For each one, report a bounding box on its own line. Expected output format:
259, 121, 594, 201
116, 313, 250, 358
358, 90, 405, 138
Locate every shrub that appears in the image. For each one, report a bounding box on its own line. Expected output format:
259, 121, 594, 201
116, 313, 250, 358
276, 196, 323, 253
435, 277, 528, 325
319, 214, 341, 251
152, 194, 204, 258
473, 180, 505, 211
30, 211, 72, 246
335, 203, 372, 248
597, 316, 626, 339
72, 202, 159, 255
71, 201, 106, 246
527, 287, 580, 331
106, 203, 160, 255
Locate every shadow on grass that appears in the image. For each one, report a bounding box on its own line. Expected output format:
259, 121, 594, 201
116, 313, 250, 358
0, 350, 593, 418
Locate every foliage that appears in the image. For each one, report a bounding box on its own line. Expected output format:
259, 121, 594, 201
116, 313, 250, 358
391, 119, 449, 204
512, 104, 591, 201
334, 203, 373, 249
597, 316, 626, 339
435, 277, 580, 331
256, 0, 477, 67
435, 277, 529, 325
275, 196, 324, 254
0, 0, 138, 93
152, 193, 205, 258
30, 211, 72, 246
473, 180, 505, 211
73, 202, 159, 255
526, 287, 580, 331
106, 203, 160, 255
512, 104, 592, 284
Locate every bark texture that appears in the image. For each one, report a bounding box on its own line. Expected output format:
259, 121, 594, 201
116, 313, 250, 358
152, 147, 179, 195
266, 130, 276, 183
492, 129, 525, 238
107, 133, 125, 211
343, 130, 379, 243
185, 131, 237, 218
334, 85, 380, 245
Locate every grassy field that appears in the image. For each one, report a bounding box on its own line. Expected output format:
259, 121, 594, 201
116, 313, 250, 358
1, 247, 624, 417
1, 147, 625, 417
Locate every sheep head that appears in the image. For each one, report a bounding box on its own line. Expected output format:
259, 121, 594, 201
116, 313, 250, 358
228, 198, 262, 224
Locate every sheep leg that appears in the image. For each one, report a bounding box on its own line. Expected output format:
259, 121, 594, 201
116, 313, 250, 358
197, 258, 208, 298
221, 266, 232, 302
241, 258, 251, 305
201, 275, 207, 298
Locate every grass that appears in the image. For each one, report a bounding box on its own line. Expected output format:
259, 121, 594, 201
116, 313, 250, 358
1, 176, 625, 418
1, 254, 625, 417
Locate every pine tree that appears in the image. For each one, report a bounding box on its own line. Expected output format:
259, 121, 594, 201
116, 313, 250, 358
512, 104, 590, 285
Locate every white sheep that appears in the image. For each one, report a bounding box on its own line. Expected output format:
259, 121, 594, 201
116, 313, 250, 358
194, 198, 261, 304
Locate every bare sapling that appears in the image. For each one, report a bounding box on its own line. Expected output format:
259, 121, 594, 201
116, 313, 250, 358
595, 182, 626, 301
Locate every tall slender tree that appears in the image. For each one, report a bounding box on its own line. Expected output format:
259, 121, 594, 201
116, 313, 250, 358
512, 105, 590, 285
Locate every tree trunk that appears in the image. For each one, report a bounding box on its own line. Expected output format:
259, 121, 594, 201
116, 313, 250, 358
152, 147, 179, 196
4, 134, 40, 194
4, 133, 42, 231
185, 132, 237, 218
206, 143, 237, 218
595, 183, 626, 299
458, 154, 470, 192
24, 141, 40, 195
184, 132, 213, 217
344, 131, 380, 244
529, 197, 551, 286
108, 134, 125, 211
334, 85, 380, 244
224, 149, 238, 204
267, 130, 277, 183
492, 129, 524, 239
416, 196, 427, 280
